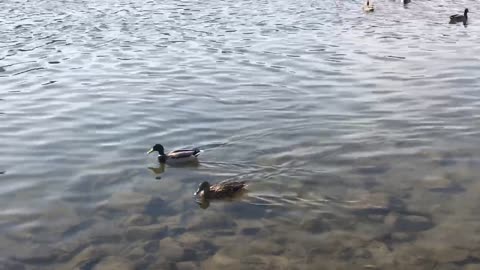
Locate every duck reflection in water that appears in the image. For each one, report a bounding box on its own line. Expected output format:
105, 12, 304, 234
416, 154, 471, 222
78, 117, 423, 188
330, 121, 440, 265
197, 199, 210, 209
147, 163, 165, 180
194, 180, 248, 209
147, 156, 201, 180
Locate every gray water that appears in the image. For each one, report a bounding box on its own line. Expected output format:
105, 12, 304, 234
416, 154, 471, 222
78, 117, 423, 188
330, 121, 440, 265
1, 0, 480, 268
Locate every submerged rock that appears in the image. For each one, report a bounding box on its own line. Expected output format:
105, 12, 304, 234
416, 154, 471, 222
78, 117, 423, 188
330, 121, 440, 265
242, 255, 289, 269
347, 193, 397, 215
127, 246, 146, 260
365, 241, 393, 267
355, 164, 390, 175
367, 214, 386, 222
464, 264, 480, 270
158, 215, 187, 237
471, 247, 480, 259
149, 259, 176, 270
176, 261, 198, 270
0, 258, 25, 270
208, 237, 285, 261
222, 203, 268, 219
392, 245, 436, 269
384, 213, 398, 227
203, 253, 288, 270
143, 240, 159, 253
144, 197, 174, 217
133, 254, 157, 270
301, 216, 331, 234
437, 152, 458, 167
248, 240, 285, 255
305, 231, 370, 262
434, 264, 462, 270
177, 233, 217, 260
419, 175, 464, 193
394, 214, 434, 232
98, 191, 152, 214
61, 219, 96, 238
125, 224, 168, 241
158, 237, 185, 261
13, 247, 62, 265
432, 247, 470, 264
240, 227, 261, 236
202, 252, 238, 269
93, 256, 134, 270
391, 232, 416, 242
125, 214, 152, 227
58, 244, 115, 270
187, 214, 237, 231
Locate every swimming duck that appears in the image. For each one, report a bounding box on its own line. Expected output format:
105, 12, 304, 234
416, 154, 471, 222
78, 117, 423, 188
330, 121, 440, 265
194, 180, 247, 200
147, 144, 201, 164
450, 8, 469, 24
363, 0, 374, 12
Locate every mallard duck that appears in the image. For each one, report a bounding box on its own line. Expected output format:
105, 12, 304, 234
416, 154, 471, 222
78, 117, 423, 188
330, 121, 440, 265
147, 144, 201, 164
363, 0, 374, 12
450, 8, 469, 24
194, 180, 247, 200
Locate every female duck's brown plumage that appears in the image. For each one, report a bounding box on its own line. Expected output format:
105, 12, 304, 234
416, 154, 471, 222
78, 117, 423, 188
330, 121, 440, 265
194, 180, 247, 200
147, 144, 201, 164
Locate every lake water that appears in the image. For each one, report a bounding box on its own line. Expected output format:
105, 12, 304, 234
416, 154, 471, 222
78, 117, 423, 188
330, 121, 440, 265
1, 0, 480, 268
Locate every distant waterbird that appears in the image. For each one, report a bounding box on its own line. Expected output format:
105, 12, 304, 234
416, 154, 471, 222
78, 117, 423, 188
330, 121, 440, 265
450, 8, 469, 24
147, 144, 201, 165
363, 0, 374, 12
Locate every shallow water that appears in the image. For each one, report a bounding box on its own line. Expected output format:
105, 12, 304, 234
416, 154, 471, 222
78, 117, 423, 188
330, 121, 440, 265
1, 0, 480, 268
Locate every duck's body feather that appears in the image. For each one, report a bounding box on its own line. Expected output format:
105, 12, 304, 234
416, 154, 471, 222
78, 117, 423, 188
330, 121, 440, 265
148, 144, 201, 165
450, 14, 465, 22
160, 148, 200, 164
196, 180, 247, 200
450, 9, 469, 24
168, 148, 201, 159
161, 148, 200, 164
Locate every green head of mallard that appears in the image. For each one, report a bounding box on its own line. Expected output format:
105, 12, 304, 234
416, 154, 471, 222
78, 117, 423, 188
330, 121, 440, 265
147, 144, 166, 156
195, 181, 210, 196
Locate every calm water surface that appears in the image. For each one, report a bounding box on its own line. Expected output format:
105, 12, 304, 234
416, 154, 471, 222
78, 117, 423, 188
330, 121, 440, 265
1, 0, 480, 268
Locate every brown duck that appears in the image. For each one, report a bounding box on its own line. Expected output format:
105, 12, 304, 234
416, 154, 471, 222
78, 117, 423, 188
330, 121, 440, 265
194, 180, 247, 200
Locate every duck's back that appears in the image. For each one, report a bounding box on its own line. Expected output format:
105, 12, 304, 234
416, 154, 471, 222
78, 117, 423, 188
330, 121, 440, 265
168, 148, 199, 159
210, 180, 247, 199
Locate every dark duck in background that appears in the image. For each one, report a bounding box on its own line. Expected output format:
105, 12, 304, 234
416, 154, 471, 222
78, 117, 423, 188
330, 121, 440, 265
450, 8, 469, 24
